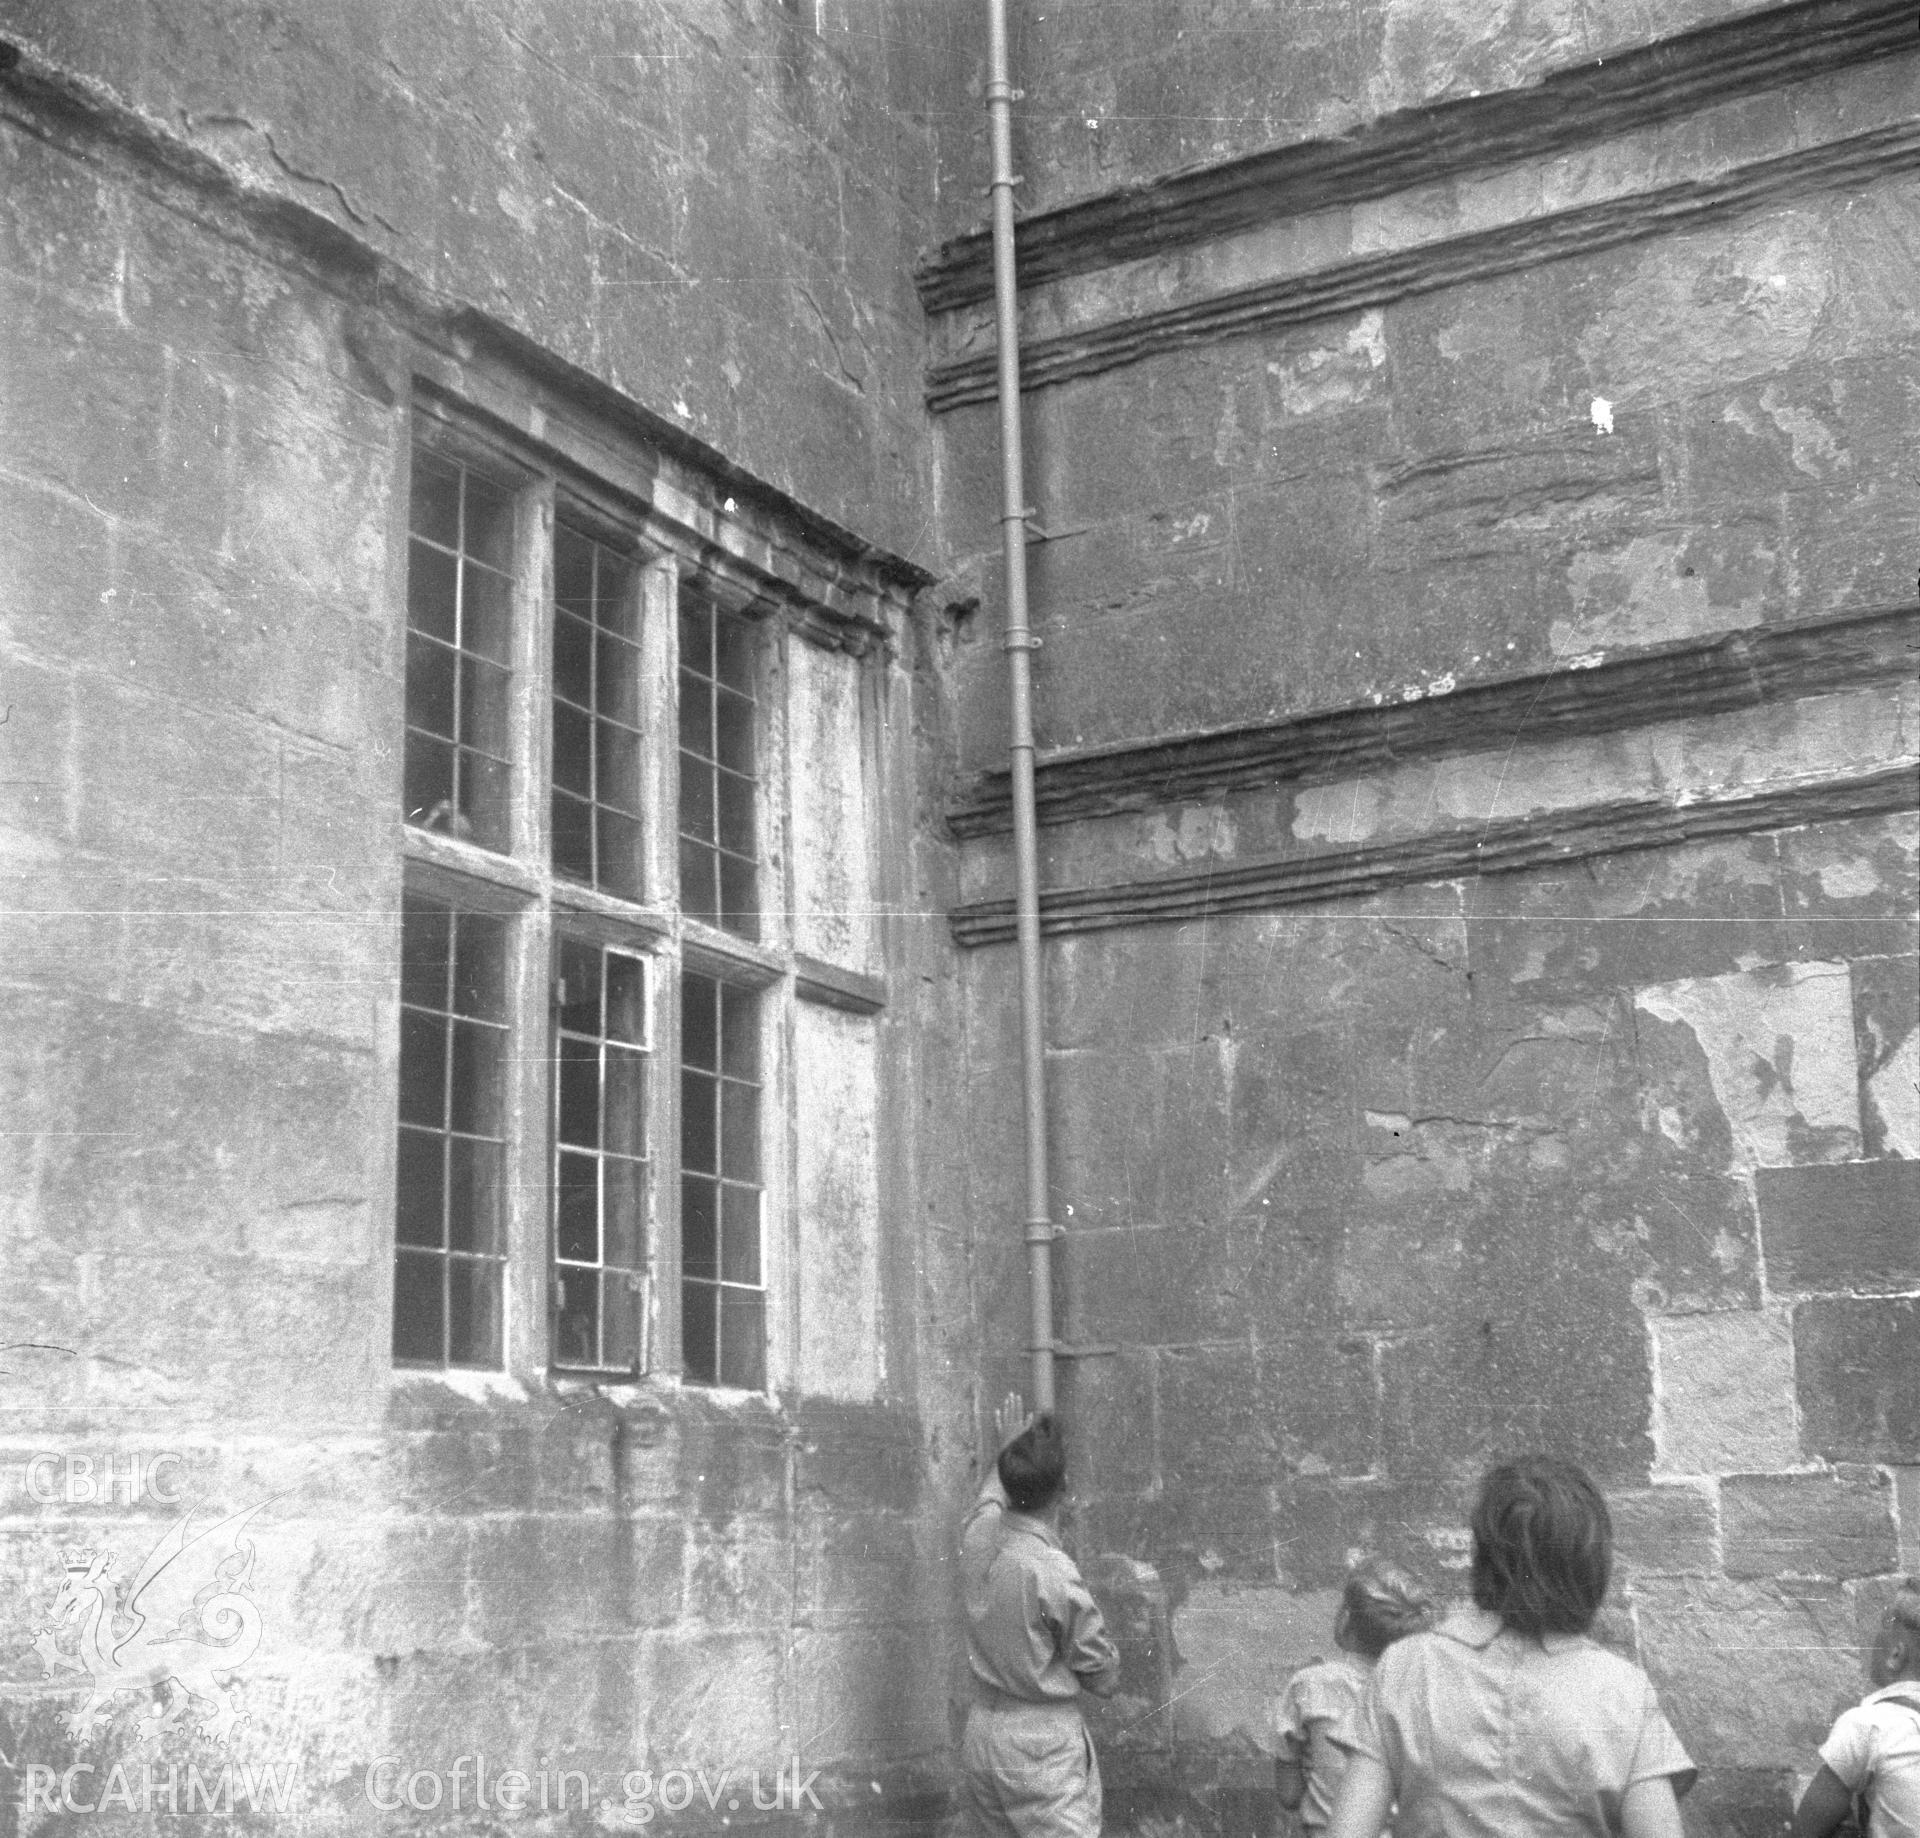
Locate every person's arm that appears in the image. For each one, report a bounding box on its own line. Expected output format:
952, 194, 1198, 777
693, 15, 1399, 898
1324, 1754, 1392, 1838
1271, 1681, 1310, 1810
1789, 1767, 1855, 1838
1619, 1777, 1685, 1838
1064, 1584, 1122, 1698
1049, 1551, 1122, 1698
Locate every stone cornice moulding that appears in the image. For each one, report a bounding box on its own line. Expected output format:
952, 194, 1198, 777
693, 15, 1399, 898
925, 117, 1920, 411
915, 0, 1915, 317
948, 763, 1920, 947
949, 603, 1920, 839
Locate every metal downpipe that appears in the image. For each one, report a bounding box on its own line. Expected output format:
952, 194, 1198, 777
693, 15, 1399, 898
984, 0, 1055, 1412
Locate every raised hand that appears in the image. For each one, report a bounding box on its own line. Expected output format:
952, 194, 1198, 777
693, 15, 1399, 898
993, 1390, 1033, 1454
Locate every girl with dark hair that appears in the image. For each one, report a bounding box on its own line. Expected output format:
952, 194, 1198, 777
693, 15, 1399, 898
1327, 1455, 1696, 1838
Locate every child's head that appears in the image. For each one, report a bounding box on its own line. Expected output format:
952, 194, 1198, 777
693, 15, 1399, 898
1870, 1579, 1920, 1689
998, 1412, 1068, 1514
1335, 1560, 1435, 1659
1469, 1454, 1611, 1639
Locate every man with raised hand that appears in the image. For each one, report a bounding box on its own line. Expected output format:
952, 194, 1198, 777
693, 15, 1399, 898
959, 1395, 1121, 1838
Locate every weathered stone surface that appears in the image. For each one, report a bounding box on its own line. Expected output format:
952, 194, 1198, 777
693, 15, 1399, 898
352, 1519, 475, 1653
1633, 1577, 1866, 1766
955, 611, 1918, 851
1070, 1347, 1161, 1505
1080, 1483, 1274, 1593
1651, 1310, 1800, 1476
2, 990, 378, 1256
383, 1638, 642, 1769
1853, 952, 1920, 1158
791, 1400, 924, 1516
1609, 1483, 1720, 1577
809, 1510, 922, 1629
1049, 1041, 1233, 1237
1796, 1297, 1920, 1462
19, 0, 937, 541
965, 0, 1844, 228
789, 641, 873, 971
1900, 1469, 1920, 1571
1083, 1552, 1177, 1735
639, 1631, 786, 1770
1259, 1333, 1381, 1483
1679, 1769, 1801, 1838
1635, 962, 1863, 1171
791, 1624, 950, 1763
1758, 1160, 1920, 1293
1779, 805, 1920, 968
1162, 1582, 1343, 1750
684, 1520, 798, 1629
953, 768, 1914, 947
673, 1404, 792, 1526
1155, 1342, 1277, 1498
1379, 1287, 1653, 1490
794, 1003, 883, 1402
1721, 1469, 1898, 1580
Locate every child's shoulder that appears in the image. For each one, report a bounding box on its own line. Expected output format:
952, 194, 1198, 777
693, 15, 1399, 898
1282, 1655, 1370, 1706
1850, 1683, 1920, 1733
1274, 1654, 1370, 1740
1820, 1684, 1920, 1776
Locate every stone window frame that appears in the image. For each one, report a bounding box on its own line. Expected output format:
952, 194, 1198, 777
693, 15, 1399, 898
389, 374, 885, 1394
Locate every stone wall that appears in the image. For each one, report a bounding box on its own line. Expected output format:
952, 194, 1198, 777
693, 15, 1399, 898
926, 0, 1896, 229
926, 3, 1920, 1833
0, 0, 943, 557
4, 1, 1917, 1835
0, 8, 964, 1835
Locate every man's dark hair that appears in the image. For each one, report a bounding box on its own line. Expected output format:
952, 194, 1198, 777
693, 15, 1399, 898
997, 1413, 1067, 1513
1470, 1454, 1612, 1638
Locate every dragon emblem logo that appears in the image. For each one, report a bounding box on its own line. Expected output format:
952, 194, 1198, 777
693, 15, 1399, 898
29, 1505, 265, 1747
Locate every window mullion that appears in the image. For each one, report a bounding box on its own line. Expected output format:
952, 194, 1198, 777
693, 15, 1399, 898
496, 896, 546, 1379
760, 620, 790, 957
512, 479, 555, 866
641, 556, 679, 913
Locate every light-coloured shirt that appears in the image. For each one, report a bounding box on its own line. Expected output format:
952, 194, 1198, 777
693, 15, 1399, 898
1275, 1655, 1374, 1827
1820, 1684, 1920, 1838
1350, 1606, 1695, 1837
961, 1476, 1120, 1704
